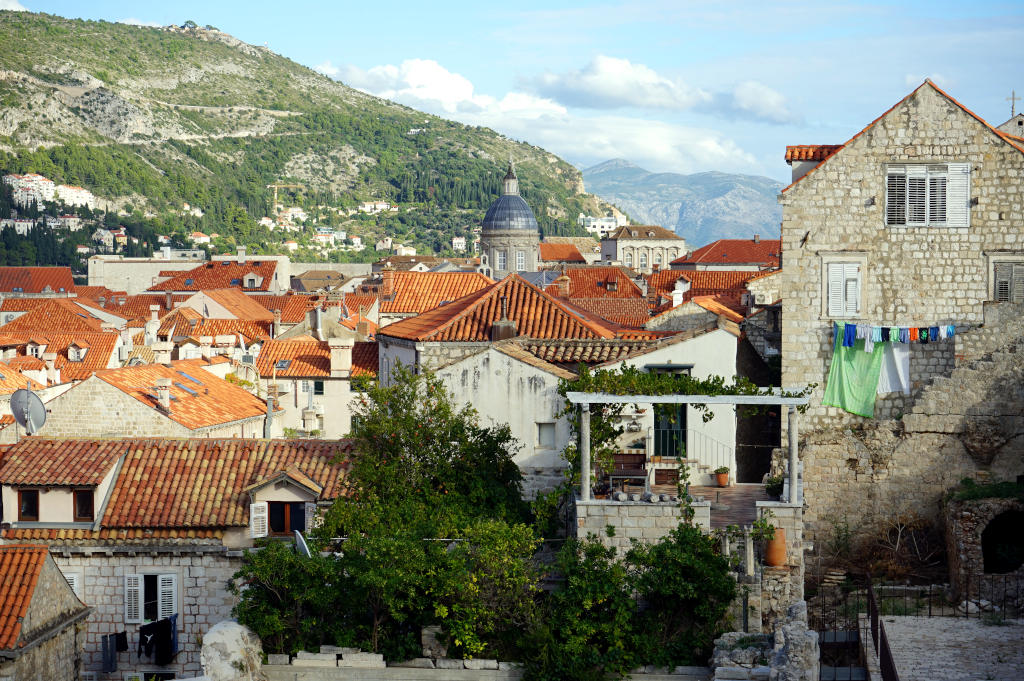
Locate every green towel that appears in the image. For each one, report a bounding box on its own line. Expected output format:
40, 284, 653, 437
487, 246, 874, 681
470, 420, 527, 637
822, 323, 885, 417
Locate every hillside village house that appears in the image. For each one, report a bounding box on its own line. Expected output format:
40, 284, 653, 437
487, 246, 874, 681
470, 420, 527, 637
778, 80, 1024, 539
0, 437, 350, 679
601, 225, 687, 273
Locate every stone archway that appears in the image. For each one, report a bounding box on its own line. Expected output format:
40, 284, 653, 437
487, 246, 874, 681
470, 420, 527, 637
982, 509, 1024, 573
945, 496, 1024, 599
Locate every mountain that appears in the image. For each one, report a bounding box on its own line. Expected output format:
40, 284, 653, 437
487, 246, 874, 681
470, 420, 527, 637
0, 12, 610, 262
582, 159, 783, 247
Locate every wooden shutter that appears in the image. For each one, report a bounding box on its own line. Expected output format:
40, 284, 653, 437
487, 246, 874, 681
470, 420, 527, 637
843, 264, 860, 316
928, 175, 947, 224
995, 263, 1012, 302
64, 572, 82, 599
886, 169, 906, 224
125, 574, 142, 624
305, 502, 322, 529
946, 163, 971, 227
158, 573, 176, 620
906, 166, 927, 224
1013, 265, 1024, 303
250, 501, 268, 538
827, 263, 844, 317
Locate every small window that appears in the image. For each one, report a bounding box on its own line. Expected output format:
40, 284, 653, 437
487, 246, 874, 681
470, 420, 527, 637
639, 252, 648, 269
516, 250, 526, 271
826, 262, 861, 318
313, 380, 324, 396
537, 422, 556, 449
18, 489, 39, 521
74, 489, 94, 522
624, 252, 633, 268
496, 250, 507, 271
268, 501, 306, 535
184, 278, 194, 286
274, 359, 291, 370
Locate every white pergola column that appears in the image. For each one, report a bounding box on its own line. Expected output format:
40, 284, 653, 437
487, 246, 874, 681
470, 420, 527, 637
580, 403, 591, 501
788, 405, 799, 504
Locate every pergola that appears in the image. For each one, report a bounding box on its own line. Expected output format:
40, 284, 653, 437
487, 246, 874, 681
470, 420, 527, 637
564, 391, 811, 502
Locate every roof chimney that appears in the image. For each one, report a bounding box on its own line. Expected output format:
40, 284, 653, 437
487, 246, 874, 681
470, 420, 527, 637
753, 234, 760, 244
272, 309, 282, 338
237, 245, 247, 264
329, 337, 354, 378
165, 291, 173, 312
150, 304, 160, 322
42, 351, 57, 385
490, 295, 518, 341
155, 377, 172, 411
152, 341, 173, 366
380, 269, 395, 297
264, 383, 279, 438
552, 274, 571, 298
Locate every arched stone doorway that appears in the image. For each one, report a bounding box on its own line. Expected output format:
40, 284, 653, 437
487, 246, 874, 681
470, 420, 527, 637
982, 509, 1024, 573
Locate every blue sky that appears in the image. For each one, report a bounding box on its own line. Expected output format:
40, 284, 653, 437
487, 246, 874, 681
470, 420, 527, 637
6, 0, 1024, 182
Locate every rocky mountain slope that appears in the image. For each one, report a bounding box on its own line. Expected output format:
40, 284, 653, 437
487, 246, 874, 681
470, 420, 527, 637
0, 12, 610, 253
582, 159, 783, 246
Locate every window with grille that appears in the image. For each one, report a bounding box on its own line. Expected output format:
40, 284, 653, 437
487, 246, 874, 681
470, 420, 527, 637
994, 262, 1024, 303
639, 252, 648, 269
496, 251, 507, 270
624, 252, 633, 267
516, 250, 525, 271
886, 164, 969, 227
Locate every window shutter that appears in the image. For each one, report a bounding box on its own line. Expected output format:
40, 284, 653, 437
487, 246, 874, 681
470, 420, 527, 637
946, 163, 970, 227
305, 502, 322, 529
65, 572, 82, 599
928, 176, 947, 224
827, 263, 844, 317
906, 166, 927, 224
1013, 264, 1024, 304
995, 263, 1012, 302
250, 501, 268, 538
125, 574, 142, 624
158, 573, 176, 620
886, 171, 906, 224
843, 263, 860, 316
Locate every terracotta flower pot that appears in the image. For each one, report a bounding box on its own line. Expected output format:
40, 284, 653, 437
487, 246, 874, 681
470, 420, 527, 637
715, 472, 729, 487
765, 528, 786, 567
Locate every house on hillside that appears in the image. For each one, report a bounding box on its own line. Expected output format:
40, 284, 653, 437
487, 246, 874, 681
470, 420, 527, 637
778, 80, 1024, 540
0, 437, 350, 679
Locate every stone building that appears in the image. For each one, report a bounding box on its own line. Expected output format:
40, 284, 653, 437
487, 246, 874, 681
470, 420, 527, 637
0, 437, 350, 679
601, 225, 686, 273
478, 163, 540, 279
778, 80, 1024, 540
0, 544, 90, 681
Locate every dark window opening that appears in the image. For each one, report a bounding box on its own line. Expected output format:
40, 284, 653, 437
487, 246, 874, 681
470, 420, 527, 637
74, 489, 94, 522
313, 380, 324, 396
268, 501, 305, 535
143, 574, 159, 622
982, 510, 1024, 574
18, 489, 39, 521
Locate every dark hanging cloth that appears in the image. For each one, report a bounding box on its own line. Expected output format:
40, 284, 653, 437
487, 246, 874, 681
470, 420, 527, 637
115, 631, 129, 652
101, 633, 117, 673
138, 620, 159, 659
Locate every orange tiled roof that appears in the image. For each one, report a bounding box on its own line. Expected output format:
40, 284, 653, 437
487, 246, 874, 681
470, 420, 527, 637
352, 341, 378, 378
0, 267, 76, 295
690, 295, 745, 323
5, 356, 44, 371
185, 289, 275, 321
250, 294, 379, 324
157, 307, 271, 342
106, 294, 190, 324
0, 438, 351, 531
255, 340, 330, 377
75, 286, 127, 306
0, 362, 42, 394
539, 243, 586, 263
672, 239, 781, 267
546, 266, 645, 299
379, 274, 614, 342
783, 80, 1024, 194
0, 439, 123, 486
519, 338, 661, 368
566, 298, 651, 327
784, 145, 843, 162
0, 299, 112, 333
606, 225, 682, 241
0, 332, 120, 381
375, 271, 494, 314
94, 361, 269, 431
0, 544, 50, 649
147, 260, 278, 292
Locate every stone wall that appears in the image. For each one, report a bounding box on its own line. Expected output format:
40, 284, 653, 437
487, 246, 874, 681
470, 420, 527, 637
645, 304, 719, 333
573, 496, 710, 550
0, 617, 88, 681
944, 496, 1024, 600
55, 548, 240, 678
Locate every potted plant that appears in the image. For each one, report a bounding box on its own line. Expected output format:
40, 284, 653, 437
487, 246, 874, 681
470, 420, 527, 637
764, 475, 784, 500
714, 466, 730, 487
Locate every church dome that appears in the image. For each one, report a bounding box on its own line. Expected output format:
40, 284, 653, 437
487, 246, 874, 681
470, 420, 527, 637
481, 163, 538, 233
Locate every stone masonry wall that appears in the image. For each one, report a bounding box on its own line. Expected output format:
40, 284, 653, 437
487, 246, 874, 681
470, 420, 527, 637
0, 618, 87, 681
778, 83, 1024, 543
945, 497, 1024, 600
36, 376, 191, 438
56, 550, 240, 678
573, 497, 710, 551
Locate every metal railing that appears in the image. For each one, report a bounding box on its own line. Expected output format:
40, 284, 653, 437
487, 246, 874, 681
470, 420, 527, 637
653, 428, 733, 474
867, 578, 900, 681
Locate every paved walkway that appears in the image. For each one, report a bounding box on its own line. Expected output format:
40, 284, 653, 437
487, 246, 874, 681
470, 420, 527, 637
882, 616, 1024, 681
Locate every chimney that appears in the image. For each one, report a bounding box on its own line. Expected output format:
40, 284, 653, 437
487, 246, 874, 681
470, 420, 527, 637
753, 234, 760, 244
155, 377, 172, 411
356, 320, 370, 337
272, 309, 282, 338
237, 245, 246, 264
671, 277, 690, 308
42, 352, 57, 385
152, 341, 173, 365
380, 269, 395, 297
199, 335, 214, 360
264, 384, 278, 438
165, 291, 173, 311
302, 408, 318, 433
552, 274, 571, 298
329, 337, 354, 378
490, 296, 518, 341
150, 304, 160, 322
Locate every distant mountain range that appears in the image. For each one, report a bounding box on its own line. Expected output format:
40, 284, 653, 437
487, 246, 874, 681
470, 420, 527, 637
582, 160, 783, 247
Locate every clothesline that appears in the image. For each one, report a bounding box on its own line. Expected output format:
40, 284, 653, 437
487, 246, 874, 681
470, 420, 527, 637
835, 322, 957, 353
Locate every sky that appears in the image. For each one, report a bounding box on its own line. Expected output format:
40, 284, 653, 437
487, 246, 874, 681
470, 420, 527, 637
5, 0, 1024, 182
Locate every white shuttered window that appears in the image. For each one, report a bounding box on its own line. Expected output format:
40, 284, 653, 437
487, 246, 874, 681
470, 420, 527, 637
886, 163, 970, 227
125, 574, 142, 624
827, 263, 861, 317
158, 574, 176, 621
994, 262, 1024, 303
125, 573, 177, 623
250, 501, 269, 538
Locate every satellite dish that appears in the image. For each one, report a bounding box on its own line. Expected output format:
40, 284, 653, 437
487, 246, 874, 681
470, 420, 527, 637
293, 530, 312, 558
11, 389, 46, 435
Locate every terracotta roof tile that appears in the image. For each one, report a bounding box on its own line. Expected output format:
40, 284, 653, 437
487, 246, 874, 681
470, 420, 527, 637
690, 295, 745, 323
0, 362, 43, 394
185, 289, 275, 321
0, 267, 76, 295
75, 286, 127, 306
255, 340, 330, 377
94, 361, 270, 431
545, 266, 645, 299
379, 274, 614, 342
352, 341, 378, 378
539, 243, 586, 263
0, 439, 122, 486
784, 145, 843, 162
374, 271, 494, 314
147, 260, 279, 292
0, 332, 120, 381
0, 544, 50, 649
250, 294, 379, 324
672, 239, 781, 267
106, 294, 190, 324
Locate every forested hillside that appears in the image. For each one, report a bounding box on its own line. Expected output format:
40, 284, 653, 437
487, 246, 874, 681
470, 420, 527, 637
0, 12, 605, 264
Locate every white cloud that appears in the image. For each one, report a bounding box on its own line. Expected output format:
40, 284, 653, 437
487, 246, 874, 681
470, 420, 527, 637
731, 81, 796, 124
326, 58, 756, 174
0, 0, 28, 11
117, 17, 162, 27
314, 60, 340, 78
531, 55, 711, 110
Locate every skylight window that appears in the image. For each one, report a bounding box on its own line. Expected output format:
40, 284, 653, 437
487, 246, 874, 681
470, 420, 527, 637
275, 359, 292, 370
184, 279, 194, 286
230, 278, 242, 285
176, 370, 204, 385
175, 381, 198, 396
